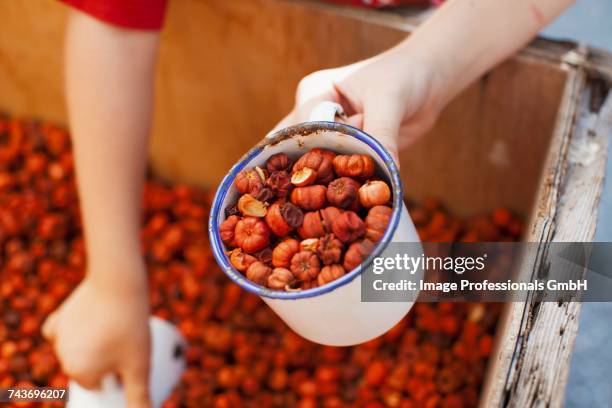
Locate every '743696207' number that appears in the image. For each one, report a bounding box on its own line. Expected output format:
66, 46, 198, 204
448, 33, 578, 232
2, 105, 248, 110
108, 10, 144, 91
1, 387, 68, 402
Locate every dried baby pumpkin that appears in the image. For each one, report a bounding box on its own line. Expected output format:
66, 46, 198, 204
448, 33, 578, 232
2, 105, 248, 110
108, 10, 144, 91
267, 171, 292, 198
272, 238, 300, 268
246, 261, 272, 286
317, 234, 343, 265
297, 211, 325, 239
331, 211, 365, 243
280, 202, 304, 228
265, 202, 293, 237
229, 248, 257, 272
235, 169, 265, 195
320, 206, 342, 233
237, 194, 267, 217
358, 180, 391, 208
343, 239, 375, 272
291, 185, 327, 211
327, 177, 360, 209
255, 247, 273, 265
234, 217, 270, 254
291, 167, 317, 187
317, 264, 346, 286
290, 251, 321, 281
300, 238, 319, 253
293, 150, 334, 184
268, 268, 296, 290
219, 215, 239, 246
310, 147, 336, 163
332, 154, 375, 180
365, 205, 392, 242
266, 153, 292, 173
255, 187, 276, 203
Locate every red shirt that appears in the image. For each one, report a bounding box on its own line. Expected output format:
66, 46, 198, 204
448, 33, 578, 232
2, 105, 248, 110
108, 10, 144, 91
60, 0, 168, 30
60, 0, 433, 31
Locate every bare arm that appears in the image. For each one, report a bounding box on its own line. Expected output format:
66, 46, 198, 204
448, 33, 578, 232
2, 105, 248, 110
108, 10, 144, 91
43, 10, 160, 408
66, 11, 158, 279
277, 0, 575, 155
404, 0, 576, 109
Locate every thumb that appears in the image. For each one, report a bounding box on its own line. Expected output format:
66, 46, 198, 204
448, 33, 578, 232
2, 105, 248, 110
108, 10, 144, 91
42, 312, 57, 341
362, 102, 402, 166
122, 365, 151, 408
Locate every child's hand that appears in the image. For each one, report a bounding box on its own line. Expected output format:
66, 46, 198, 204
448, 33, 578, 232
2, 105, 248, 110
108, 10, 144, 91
43, 263, 151, 408
273, 46, 443, 163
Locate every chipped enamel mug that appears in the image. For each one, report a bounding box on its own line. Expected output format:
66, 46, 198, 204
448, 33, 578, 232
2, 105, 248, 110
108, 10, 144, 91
209, 102, 422, 346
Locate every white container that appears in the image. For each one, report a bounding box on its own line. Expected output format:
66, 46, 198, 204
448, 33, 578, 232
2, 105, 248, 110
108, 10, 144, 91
209, 102, 422, 346
68, 317, 186, 408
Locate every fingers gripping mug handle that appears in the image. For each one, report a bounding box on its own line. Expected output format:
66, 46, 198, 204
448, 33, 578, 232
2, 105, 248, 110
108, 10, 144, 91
309, 101, 345, 122
265, 101, 344, 140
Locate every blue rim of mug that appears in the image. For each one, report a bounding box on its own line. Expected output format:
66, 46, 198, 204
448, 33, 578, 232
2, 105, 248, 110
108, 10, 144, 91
208, 121, 403, 300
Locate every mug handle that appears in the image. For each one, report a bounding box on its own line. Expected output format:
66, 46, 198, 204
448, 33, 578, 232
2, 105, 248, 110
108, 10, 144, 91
265, 101, 345, 140
308, 101, 345, 122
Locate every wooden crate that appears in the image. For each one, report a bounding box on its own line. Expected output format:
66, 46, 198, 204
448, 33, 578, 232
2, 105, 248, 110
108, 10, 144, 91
0, 0, 611, 406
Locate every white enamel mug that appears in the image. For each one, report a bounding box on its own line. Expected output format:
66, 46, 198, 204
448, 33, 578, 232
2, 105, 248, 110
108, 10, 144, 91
209, 102, 422, 346
68, 317, 186, 408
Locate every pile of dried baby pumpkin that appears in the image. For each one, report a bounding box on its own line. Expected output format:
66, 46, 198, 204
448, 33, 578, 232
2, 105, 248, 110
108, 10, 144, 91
220, 148, 393, 291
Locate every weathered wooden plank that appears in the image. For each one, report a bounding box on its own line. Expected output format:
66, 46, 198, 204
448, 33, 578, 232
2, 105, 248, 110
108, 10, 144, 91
513, 83, 610, 408
478, 58, 585, 408
486, 66, 611, 407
